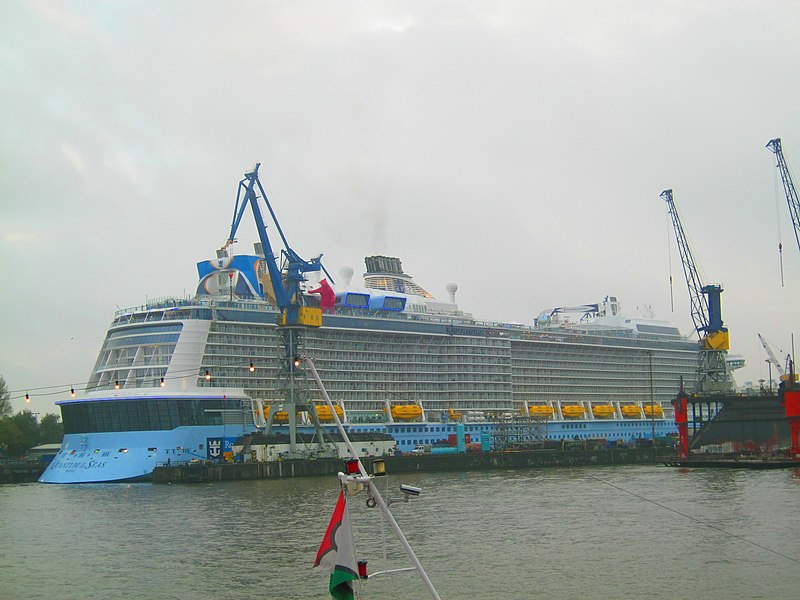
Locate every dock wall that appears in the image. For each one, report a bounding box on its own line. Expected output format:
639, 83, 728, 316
0, 463, 45, 484
152, 447, 665, 484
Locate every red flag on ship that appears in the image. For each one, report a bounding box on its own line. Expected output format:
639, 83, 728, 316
313, 490, 359, 600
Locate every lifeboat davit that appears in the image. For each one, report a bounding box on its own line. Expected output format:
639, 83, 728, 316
592, 404, 615, 419
311, 404, 344, 422
643, 404, 664, 417
527, 405, 555, 418
387, 404, 423, 421
561, 404, 585, 419
621, 405, 642, 419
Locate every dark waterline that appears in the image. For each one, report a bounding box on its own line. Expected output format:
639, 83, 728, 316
1, 465, 799, 599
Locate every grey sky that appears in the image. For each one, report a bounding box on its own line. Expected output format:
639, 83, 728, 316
2, 1, 798, 414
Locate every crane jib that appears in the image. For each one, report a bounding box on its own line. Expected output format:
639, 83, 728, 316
222, 163, 326, 328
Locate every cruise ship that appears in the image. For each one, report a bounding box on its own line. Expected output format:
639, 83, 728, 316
40, 178, 699, 484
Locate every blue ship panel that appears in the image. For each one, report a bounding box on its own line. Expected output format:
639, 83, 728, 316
368, 295, 406, 311
39, 426, 252, 484
337, 292, 370, 308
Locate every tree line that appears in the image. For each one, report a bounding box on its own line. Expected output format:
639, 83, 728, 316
0, 376, 64, 460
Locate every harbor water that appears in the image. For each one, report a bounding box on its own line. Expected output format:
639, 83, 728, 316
2, 465, 799, 599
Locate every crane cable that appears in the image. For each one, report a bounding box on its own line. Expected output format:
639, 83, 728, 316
774, 162, 785, 287
666, 213, 674, 313
586, 471, 800, 565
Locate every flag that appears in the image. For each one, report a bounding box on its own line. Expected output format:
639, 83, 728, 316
314, 490, 359, 600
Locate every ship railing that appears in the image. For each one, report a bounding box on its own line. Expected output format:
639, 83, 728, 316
114, 297, 196, 318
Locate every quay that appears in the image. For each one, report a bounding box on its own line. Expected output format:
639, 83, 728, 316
0, 462, 45, 484
664, 456, 800, 469
153, 447, 667, 484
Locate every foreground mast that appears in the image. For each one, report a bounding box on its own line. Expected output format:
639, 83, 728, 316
304, 356, 442, 600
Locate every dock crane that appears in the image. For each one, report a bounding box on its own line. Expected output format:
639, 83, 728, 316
224, 163, 330, 328
766, 138, 800, 257
224, 163, 333, 456
660, 189, 731, 393
758, 333, 785, 380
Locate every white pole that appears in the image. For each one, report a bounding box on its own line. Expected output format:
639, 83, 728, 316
303, 357, 442, 600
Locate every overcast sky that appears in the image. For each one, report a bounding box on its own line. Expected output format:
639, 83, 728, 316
2, 1, 799, 415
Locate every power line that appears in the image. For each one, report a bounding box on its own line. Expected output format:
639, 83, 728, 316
586, 472, 800, 565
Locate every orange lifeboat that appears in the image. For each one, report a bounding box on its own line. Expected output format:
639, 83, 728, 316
621, 405, 642, 419
643, 404, 664, 418
527, 405, 555, 418
561, 404, 585, 419
592, 404, 616, 419
264, 406, 289, 423
448, 408, 463, 420
387, 404, 423, 421
311, 404, 344, 422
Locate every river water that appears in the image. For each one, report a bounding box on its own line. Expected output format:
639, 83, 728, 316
1, 465, 799, 599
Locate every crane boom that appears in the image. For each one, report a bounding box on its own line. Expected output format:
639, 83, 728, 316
661, 189, 731, 392
758, 333, 785, 377
766, 138, 800, 254
660, 189, 709, 336
224, 163, 329, 326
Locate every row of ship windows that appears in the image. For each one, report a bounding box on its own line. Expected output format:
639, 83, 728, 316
526, 363, 694, 376
203, 343, 692, 371
382, 425, 494, 433
208, 321, 694, 355
206, 346, 512, 363
198, 361, 689, 387
392, 430, 671, 447
199, 378, 512, 395
99, 357, 173, 370
107, 324, 183, 339
61, 399, 244, 433
513, 357, 695, 367
204, 352, 506, 366
209, 322, 672, 356
201, 362, 512, 377
200, 376, 674, 402
96, 347, 175, 371
202, 368, 513, 383
207, 334, 511, 353
312, 332, 509, 347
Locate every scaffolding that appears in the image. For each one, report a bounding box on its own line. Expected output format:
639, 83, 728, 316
491, 415, 548, 450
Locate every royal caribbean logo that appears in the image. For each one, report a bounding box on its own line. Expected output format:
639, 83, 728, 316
207, 437, 222, 460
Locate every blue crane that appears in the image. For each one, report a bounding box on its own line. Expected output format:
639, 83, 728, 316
660, 189, 731, 392
766, 138, 800, 286
766, 138, 800, 255
223, 163, 331, 328
222, 164, 335, 455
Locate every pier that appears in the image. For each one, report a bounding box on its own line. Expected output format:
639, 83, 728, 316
152, 447, 667, 483
0, 462, 45, 484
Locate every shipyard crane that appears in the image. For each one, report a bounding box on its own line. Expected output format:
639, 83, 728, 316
660, 189, 731, 393
224, 163, 332, 328
766, 138, 800, 257
758, 333, 785, 378
223, 163, 334, 456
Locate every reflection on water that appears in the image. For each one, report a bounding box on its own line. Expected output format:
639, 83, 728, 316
1, 465, 799, 599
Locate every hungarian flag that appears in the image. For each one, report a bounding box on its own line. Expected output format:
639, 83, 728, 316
313, 490, 359, 600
